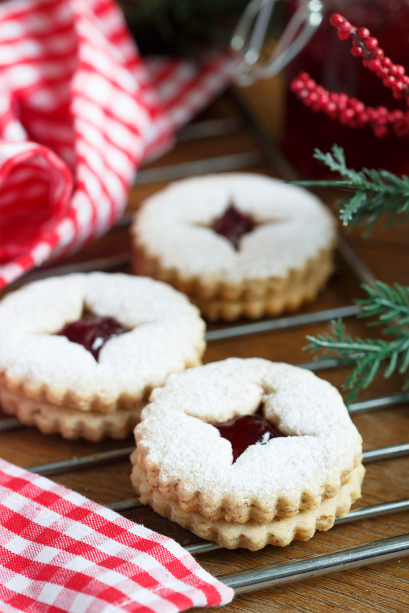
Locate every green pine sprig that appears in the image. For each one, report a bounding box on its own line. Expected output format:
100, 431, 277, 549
358, 281, 409, 330
305, 282, 409, 403
292, 145, 409, 234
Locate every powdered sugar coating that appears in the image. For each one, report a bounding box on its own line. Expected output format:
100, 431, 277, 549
0, 273, 205, 412
132, 173, 336, 282
135, 358, 362, 521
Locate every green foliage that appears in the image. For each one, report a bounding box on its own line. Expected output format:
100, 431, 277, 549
292, 145, 409, 234
358, 281, 409, 329
296, 147, 409, 401
305, 282, 409, 403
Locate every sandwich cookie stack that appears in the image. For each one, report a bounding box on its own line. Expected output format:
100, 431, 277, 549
131, 358, 364, 550
0, 273, 205, 441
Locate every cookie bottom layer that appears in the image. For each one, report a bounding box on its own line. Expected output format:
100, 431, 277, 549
0, 387, 144, 441
192, 256, 332, 321
132, 244, 334, 321
132, 464, 365, 551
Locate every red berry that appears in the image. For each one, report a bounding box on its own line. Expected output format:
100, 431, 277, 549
376, 67, 389, 78
305, 92, 319, 106
383, 76, 396, 87
389, 110, 404, 122
377, 106, 388, 116
390, 64, 405, 77
336, 94, 348, 110
351, 46, 363, 57
357, 27, 370, 40
329, 92, 338, 102
299, 89, 309, 99
325, 101, 337, 118
393, 91, 404, 99
349, 99, 365, 113
373, 125, 388, 138
329, 13, 345, 26
337, 30, 350, 40
367, 108, 379, 121
365, 37, 378, 50
393, 81, 405, 93
318, 94, 329, 106
383, 57, 392, 68
340, 108, 355, 123
358, 112, 369, 124
368, 59, 381, 72
290, 79, 304, 92
402, 75, 409, 85
306, 78, 316, 90
371, 48, 384, 60
338, 21, 351, 33
299, 72, 309, 81
362, 59, 369, 68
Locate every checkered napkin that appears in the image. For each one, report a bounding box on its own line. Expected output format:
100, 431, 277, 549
0, 0, 235, 290
0, 458, 234, 612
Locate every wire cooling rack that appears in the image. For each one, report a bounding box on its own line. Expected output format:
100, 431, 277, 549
1, 93, 408, 598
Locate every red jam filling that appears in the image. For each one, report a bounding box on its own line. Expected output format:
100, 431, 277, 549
215, 413, 287, 462
58, 314, 128, 360
212, 205, 254, 250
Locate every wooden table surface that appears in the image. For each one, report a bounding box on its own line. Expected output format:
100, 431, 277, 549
1, 91, 409, 613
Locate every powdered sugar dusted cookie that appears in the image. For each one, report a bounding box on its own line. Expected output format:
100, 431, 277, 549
133, 463, 365, 550
132, 358, 362, 524
131, 173, 336, 320
0, 273, 205, 440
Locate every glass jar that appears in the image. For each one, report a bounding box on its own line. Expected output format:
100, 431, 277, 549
282, 0, 409, 176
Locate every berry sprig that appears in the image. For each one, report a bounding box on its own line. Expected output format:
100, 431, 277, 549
290, 13, 409, 138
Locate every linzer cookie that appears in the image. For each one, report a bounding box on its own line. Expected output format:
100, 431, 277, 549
133, 463, 365, 550
0, 273, 205, 441
131, 173, 336, 321
131, 358, 364, 549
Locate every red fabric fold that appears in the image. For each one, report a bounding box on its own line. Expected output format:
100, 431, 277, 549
0, 458, 234, 612
0, 0, 235, 289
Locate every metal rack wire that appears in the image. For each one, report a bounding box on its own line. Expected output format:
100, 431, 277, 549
1, 106, 408, 597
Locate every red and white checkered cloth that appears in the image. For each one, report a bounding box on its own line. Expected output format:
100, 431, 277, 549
0, 0, 235, 290
0, 458, 234, 612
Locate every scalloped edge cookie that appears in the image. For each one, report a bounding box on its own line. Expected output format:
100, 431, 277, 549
133, 246, 333, 321
0, 273, 205, 414
0, 272, 205, 440
132, 463, 364, 551
131, 173, 336, 321
1, 387, 144, 442
132, 358, 363, 523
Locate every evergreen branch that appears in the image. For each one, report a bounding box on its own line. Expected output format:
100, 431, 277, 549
305, 318, 409, 404
291, 145, 409, 232
305, 282, 409, 403
358, 281, 409, 326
